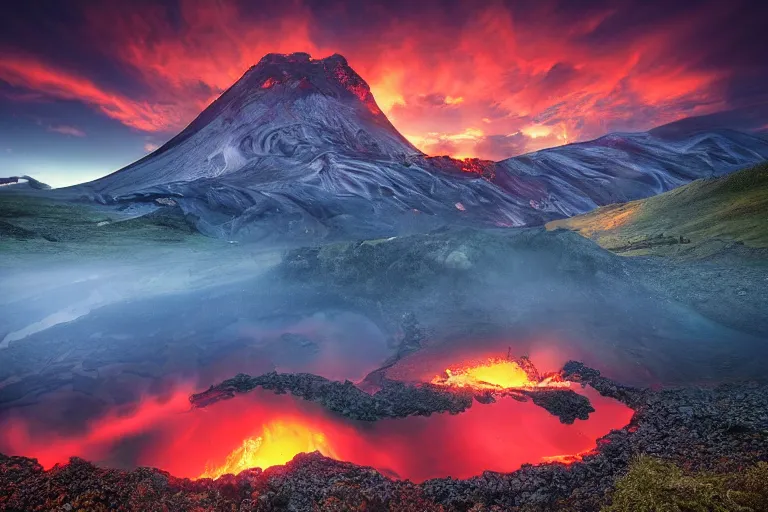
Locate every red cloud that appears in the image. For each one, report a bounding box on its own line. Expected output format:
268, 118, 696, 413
0, 57, 184, 132
0, 1, 744, 159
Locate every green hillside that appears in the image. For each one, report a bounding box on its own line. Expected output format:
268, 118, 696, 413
0, 194, 210, 260
547, 162, 768, 256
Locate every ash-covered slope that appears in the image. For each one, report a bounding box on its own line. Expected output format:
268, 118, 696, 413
77, 53, 545, 241
495, 128, 768, 218
88, 53, 419, 193
71, 52, 768, 242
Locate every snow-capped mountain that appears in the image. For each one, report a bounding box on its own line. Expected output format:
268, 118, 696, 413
72, 52, 768, 242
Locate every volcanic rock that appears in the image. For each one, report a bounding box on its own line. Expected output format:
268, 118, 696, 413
524, 389, 595, 424
190, 371, 476, 421
191, 364, 594, 424
3, 362, 767, 511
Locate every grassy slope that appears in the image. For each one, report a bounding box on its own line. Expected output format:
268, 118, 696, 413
0, 194, 213, 261
547, 162, 768, 256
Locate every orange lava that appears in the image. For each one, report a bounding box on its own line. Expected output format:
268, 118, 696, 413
540, 449, 593, 465
459, 158, 496, 179
199, 419, 337, 479
431, 358, 570, 391
0, 383, 633, 483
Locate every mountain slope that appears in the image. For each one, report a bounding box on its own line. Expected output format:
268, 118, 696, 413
0, 176, 51, 191
546, 161, 768, 256
86, 53, 419, 195
73, 53, 556, 241
495, 129, 768, 218
68, 52, 768, 242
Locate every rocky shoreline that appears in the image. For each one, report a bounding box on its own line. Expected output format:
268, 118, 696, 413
1, 362, 767, 511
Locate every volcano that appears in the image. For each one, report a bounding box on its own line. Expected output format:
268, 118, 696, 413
75, 53, 546, 241
69, 52, 768, 242
88, 53, 419, 191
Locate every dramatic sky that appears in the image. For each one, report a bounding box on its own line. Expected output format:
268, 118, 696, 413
1, 0, 767, 187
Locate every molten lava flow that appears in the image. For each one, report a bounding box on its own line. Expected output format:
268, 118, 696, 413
459, 158, 496, 179
540, 449, 593, 464
199, 419, 337, 480
431, 358, 570, 391
332, 65, 382, 115
0, 384, 634, 483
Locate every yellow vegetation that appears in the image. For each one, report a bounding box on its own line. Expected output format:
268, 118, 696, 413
604, 456, 768, 512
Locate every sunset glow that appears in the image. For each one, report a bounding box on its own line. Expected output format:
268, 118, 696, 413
2, 0, 763, 179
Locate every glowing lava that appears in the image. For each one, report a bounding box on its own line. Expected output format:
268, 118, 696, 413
199, 419, 337, 479
431, 358, 570, 391
0, 376, 634, 483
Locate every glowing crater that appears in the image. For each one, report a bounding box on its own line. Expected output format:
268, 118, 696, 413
431, 358, 570, 391
1, 373, 633, 483
200, 419, 337, 479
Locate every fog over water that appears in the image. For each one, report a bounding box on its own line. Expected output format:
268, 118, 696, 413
1, 224, 766, 479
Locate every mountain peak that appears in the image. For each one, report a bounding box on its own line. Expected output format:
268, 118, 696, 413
238, 52, 380, 115
256, 52, 314, 66
254, 52, 347, 67
86, 52, 420, 195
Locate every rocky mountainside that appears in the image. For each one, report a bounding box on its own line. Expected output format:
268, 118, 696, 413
495, 129, 768, 218
87, 53, 420, 193
73, 53, 548, 241
65, 53, 768, 242
546, 161, 768, 256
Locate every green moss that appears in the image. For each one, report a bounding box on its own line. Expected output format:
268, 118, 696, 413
604, 456, 768, 512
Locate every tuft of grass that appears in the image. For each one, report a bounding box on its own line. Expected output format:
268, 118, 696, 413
604, 456, 768, 512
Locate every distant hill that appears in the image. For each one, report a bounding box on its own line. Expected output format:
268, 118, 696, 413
546, 162, 768, 257
495, 129, 768, 219
0, 175, 51, 190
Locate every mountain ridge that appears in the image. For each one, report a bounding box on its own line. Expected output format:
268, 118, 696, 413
54, 52, 768, 242
494, 128, 768, 217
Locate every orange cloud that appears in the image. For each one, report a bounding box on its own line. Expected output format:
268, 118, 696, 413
0, 57, 181, 132
0, 0, 744, 160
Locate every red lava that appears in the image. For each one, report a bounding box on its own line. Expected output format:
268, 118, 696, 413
0, 383, 633, 483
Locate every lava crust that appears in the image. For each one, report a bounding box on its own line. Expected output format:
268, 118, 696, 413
2, 362, 767, 511
190, 362, 594, 424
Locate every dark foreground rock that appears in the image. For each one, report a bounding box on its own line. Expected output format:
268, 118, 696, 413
189, 368, 593, 424
525, 389, 594, 424
3, 363, 767, 511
